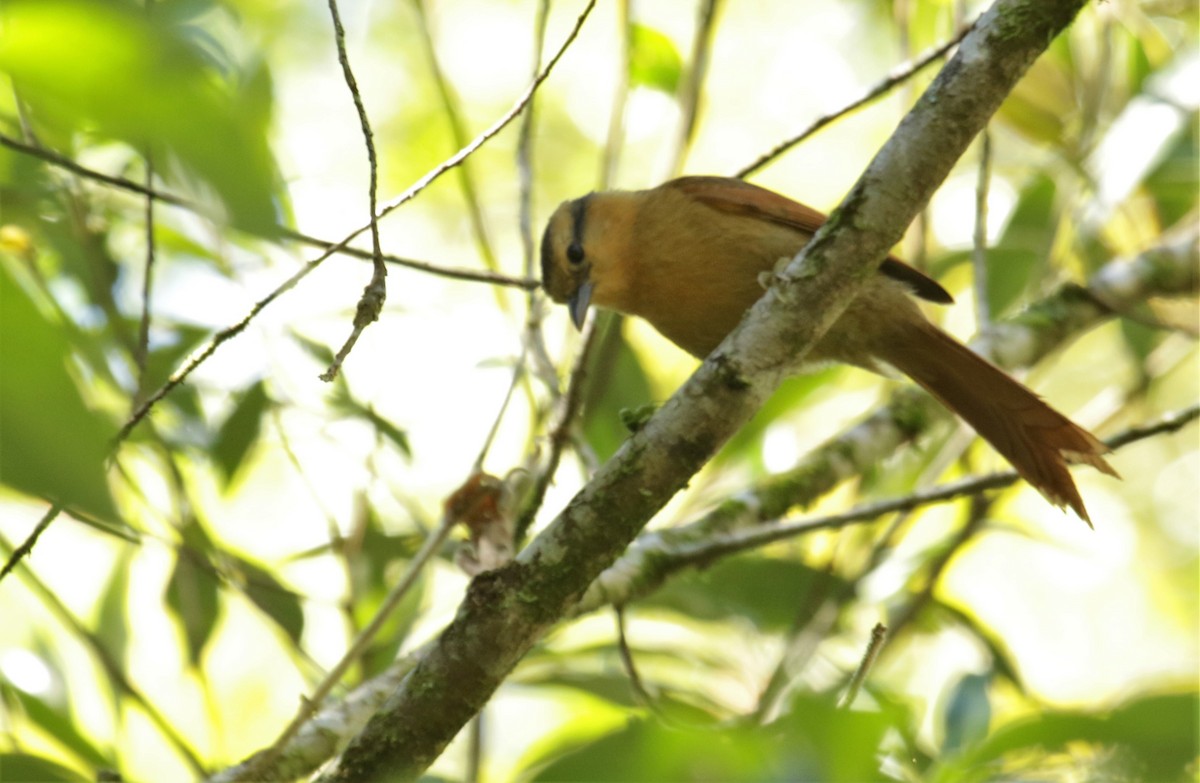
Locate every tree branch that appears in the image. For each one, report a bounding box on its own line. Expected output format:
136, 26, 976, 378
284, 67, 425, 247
572, 227, 1198, 613
319, 2, 1091, 780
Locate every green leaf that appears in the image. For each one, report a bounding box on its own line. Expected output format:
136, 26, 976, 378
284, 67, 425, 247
212, 380, 270, 485
0, 752, 89, 782
629, 25, 683, 95
1, 684, 112, 772
582, 317, 654, 462
986, 174, 1057, 317
349, 514, 425, 675
0, 262, 116, 521
165, 518, 220, 666
0, 0, 280, 233
714, 370, 835, 469
1144, 122, 1199, 228
953, 691, 1199, 781
93, 551, 132, 674
941, 673, 992, 755
233, 555, 304, 646
639, 554, 842, 632
531, 694, 892, 782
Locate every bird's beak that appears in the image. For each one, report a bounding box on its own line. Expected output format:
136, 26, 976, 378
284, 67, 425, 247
568, 280, 593, 330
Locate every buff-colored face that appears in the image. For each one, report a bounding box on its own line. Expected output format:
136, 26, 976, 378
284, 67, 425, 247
540, 195, 595, 328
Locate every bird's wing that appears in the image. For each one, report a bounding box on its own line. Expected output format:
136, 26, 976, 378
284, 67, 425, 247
666, 176, 953, 305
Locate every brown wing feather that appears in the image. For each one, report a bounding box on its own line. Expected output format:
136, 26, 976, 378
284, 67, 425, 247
665, 176, 953, 305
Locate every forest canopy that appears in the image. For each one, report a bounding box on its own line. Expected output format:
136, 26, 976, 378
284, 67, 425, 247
0, 0, 1197, 781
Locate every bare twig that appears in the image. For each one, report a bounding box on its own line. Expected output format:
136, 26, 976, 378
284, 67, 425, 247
0, 531, 207, 775
134, 154, 156, 387
112, 0, 597, 444
668, 0, 722, 177
840, 623, 888, 708
615, 605, 657, 710
0, 131, 538, 290
735, 24, 972, 179
240, 514, 457, 781
600, 0, 632, 187
320, 0, 388, 382
619, 405, 1199, 571
973, 129, 993, 328
886, 494, 992, 642
513, 312, 605, 543
0, 504, 62, 584
412, 0, 500, 274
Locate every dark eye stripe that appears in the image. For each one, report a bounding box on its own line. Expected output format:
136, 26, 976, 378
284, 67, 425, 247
539, 222, 555, 287
568, 193, 593, 265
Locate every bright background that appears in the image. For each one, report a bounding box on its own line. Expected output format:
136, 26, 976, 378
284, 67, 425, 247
0, 0, 1196, 781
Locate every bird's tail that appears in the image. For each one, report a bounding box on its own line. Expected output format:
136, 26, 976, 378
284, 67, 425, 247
880, 320, 1117, 525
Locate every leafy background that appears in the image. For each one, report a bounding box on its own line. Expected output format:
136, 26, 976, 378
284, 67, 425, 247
0, 0, 1197, 781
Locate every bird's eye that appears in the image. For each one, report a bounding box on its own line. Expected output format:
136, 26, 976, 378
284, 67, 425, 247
566, 242, 585, 266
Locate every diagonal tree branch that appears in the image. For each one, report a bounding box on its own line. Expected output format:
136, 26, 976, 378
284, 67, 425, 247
573, 226, 1199, 613
320, 2, 1092, 780
205, 225, 1195, 783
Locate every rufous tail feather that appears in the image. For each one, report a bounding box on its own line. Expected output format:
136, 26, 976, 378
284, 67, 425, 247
881, 321, 1117, 526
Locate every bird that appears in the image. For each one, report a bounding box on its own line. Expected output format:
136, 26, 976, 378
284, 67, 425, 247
540, 175, 1117, 524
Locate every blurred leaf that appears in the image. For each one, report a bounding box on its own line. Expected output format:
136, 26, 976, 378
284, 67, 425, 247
213, 380, 270, 484
951, 691, 1199, 782
233, 555, 304, 646
639, 555, 841, 632
1, 684, 111, 771
0, 753, 89, 782
629, 25, 682, 95
350, 512, 425, 675
713, 370, 834, 469
328, 388, 412, 459
0, 0, 280, 232
0, 262, 116, 521
997, 38, 1075, 147
165, 518, 220, 666
583, 318, 654, 462
93, 550, 132, 674
1119, 318, 1161, 364
925, 600, 1024, 690
1144, 122, 1199, 228
137, 323, 210, 422
518, 643, 731, 714
531, 694, 892, 782
987, 174, 1057, 316
941, 673, 992, 755
773, 693, 895, 783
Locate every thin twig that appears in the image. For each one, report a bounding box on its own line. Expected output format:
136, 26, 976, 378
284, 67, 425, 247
241, 515, 457, 780
112, 0, 596, 445
973, 128, 993, 328
0, 531, 207, 775
474, 346, 529, 473
320, 0, 388, 382
887, 493, 992, 641
0, 504, 62, 584
662, 404, 1199, 568
735, 23, 972, 179
668, 0, 722, 177
513, 312, 605, 543
0, 131, 537, 290
518, 2, 560, 394
412, 0, 501, 274
615, 605, 657, 710
134, 153, 156, 387
115, 255, 322, 445
840, 623, 887, 708
600, 0, 631, 187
